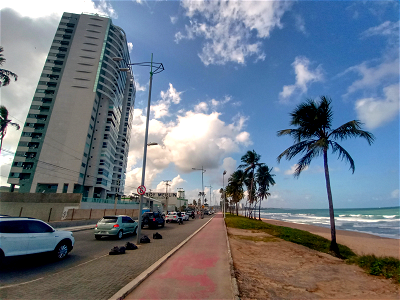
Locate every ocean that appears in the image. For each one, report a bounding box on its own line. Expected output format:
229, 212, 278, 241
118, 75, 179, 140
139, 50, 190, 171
254, 206, 400, 239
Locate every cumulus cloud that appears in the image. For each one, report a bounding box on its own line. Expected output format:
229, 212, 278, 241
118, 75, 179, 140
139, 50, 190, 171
124, 103, 252, 194
194, 102, 208, 113
170, 16, 178, 24
210, 95, 232, 107
127, 42, 133, 53
279, 56, 324, 103
151, 83, 183, 119
355, 83, 399, 129
175, 0, 292, 65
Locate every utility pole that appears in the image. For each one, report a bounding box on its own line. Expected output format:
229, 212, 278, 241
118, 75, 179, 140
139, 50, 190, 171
163, 180, 171, 212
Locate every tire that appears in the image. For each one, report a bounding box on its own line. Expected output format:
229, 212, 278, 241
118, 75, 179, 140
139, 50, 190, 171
0, 250, 5, 268
161, 221, 165, 228
133, 227, 137, 235
95, 235, 102, 240
117, 230, 123, 240
54, 241, 70, 260
166, 220, 169, 223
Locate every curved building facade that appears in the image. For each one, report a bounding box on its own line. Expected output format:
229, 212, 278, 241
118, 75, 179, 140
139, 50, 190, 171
8, 12, 135, 199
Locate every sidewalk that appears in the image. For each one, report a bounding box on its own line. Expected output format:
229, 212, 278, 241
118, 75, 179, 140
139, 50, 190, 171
121, 213, 234, 300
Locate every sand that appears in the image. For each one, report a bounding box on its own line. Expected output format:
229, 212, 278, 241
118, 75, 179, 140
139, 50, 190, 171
260, 218, 400, 259
227, 226, 400, 299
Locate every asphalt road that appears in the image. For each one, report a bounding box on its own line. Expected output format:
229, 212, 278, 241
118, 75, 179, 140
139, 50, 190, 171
0, 214, 213, 300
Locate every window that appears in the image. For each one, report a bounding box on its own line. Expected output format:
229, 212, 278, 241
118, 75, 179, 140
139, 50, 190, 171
81, 162, 86, 168
26, 221, 53, 233
0, 221, 27, 233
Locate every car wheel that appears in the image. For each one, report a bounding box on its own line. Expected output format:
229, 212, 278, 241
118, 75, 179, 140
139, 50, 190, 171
95, 235, 102, 240
166, 220, 169, 223
117, 230, 123, 240
133, 227, 137, 235
161, 221, 165, 228
54, 241, 70, 260
0, 250, 5, 267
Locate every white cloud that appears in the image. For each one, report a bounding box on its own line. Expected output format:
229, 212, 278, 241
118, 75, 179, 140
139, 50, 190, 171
135, 81, 146, 92
361, 20, 399, 38
342, 58, 399, 95
0, 0, 117, 19
211, 95, 232, 107
170, 16, 178, 24
194, 102, 208, 113
155, 175, 186, 192
285, 164, 308, 175
279, 56, 324, 103
391, 189, 399, 199
124, 105, 252, 194
355, 83, 400, 129
127, 42, 133, 53
176, 0, 292, 65
151, 83, 183, 119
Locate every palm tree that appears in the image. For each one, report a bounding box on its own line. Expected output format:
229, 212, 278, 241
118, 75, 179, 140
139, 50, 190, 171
239, 150, 264, 219
277, 96, 374, 256
0, 47, 18, 87
226, 170, 244, 216
256, 165, 276, 220
0, 105, 20, 154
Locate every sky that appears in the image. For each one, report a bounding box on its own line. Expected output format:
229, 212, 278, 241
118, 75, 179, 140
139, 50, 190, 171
0, 0, 399, 209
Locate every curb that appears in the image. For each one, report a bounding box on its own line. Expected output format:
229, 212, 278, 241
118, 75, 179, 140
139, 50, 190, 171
108, 216, 215, 300
223, 217, 240, 300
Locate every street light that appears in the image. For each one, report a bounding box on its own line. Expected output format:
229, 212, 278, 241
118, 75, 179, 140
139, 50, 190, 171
177, 187, 184, 210
113, 54, 164, 244
223, 170, 226, 218
192, 166, 206, 210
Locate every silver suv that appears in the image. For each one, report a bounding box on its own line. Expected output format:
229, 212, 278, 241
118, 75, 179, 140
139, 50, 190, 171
0, 217, 75, 262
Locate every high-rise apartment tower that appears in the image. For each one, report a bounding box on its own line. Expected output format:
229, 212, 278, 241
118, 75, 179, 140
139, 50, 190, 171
8, 12, 135, 199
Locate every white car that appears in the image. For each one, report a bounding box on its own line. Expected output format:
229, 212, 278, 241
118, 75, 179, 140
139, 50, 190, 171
0, 217, 75, 262
165, 212, 182, 223
181, 212, 189, 221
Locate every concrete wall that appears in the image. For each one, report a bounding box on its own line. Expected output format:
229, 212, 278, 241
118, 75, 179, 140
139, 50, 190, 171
0, 192, 82, 221
64, 208, 139, 221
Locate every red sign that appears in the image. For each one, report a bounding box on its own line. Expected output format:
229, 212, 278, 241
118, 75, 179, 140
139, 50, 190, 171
137, 185, 146, 195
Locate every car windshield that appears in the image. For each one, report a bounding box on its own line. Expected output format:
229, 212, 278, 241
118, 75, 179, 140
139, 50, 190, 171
100, 217, 118, 223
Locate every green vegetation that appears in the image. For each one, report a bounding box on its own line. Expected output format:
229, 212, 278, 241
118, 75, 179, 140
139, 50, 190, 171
225, 214, 356, 259
226, 214, 400, 283
347, 255, 400, 283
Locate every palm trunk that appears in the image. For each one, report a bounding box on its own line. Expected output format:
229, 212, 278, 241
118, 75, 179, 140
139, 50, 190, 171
258, 196, 262, 220
0, 134, 4, 155
249, 168, 255, 219
324, 148, 340, 257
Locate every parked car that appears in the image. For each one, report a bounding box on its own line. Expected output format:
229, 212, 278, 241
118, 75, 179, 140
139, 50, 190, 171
141, 212, 165, 229
94, 215, 138, 240
186, 210, 195, 219
165, 212, 182, 223
181, 212, 189, 221
0, 217, 74, 262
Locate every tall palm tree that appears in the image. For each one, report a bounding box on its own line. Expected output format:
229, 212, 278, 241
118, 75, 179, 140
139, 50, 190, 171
0, 106, 20, 154
256, 165, 276, 220
226, 170, 244, 216
277, 96, 374, 256
239, 150, 264, 219
0, 47, 18, 87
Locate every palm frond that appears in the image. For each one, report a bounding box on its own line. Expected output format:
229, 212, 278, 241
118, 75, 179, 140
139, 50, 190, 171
294, 146, 323, 177
329, 141, 355, 173
277, 140, 316, 163
330, 120, 375, 145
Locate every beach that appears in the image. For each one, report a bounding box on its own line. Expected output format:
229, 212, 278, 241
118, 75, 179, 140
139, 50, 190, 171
260, 218, 400, 259
227, 219, 400, 299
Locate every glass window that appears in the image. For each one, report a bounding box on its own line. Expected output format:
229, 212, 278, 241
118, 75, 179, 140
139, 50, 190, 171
26, 221, 54, 233
0, 221, 28, 233
99, 217, 118, 223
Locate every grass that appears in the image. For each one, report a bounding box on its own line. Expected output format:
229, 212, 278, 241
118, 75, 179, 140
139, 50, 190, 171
225, 214, 400, 283
225, 213, 356, 259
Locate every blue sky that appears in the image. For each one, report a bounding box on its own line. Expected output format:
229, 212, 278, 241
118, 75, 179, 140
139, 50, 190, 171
1, 0, 399, 209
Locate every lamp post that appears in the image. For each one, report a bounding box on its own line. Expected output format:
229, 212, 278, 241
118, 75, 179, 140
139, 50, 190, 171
113, 54, 164, 244
163, 180, 171, 212
205, 185, 212, 208
223, 170, 226, 218
192, 167, 206, 210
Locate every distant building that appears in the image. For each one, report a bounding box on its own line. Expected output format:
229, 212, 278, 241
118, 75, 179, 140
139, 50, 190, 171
144, 191, 188, 211
7, 12, 135, 199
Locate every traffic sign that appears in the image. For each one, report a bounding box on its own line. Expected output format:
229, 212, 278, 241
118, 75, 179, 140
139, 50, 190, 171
137, 185, 146, 195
